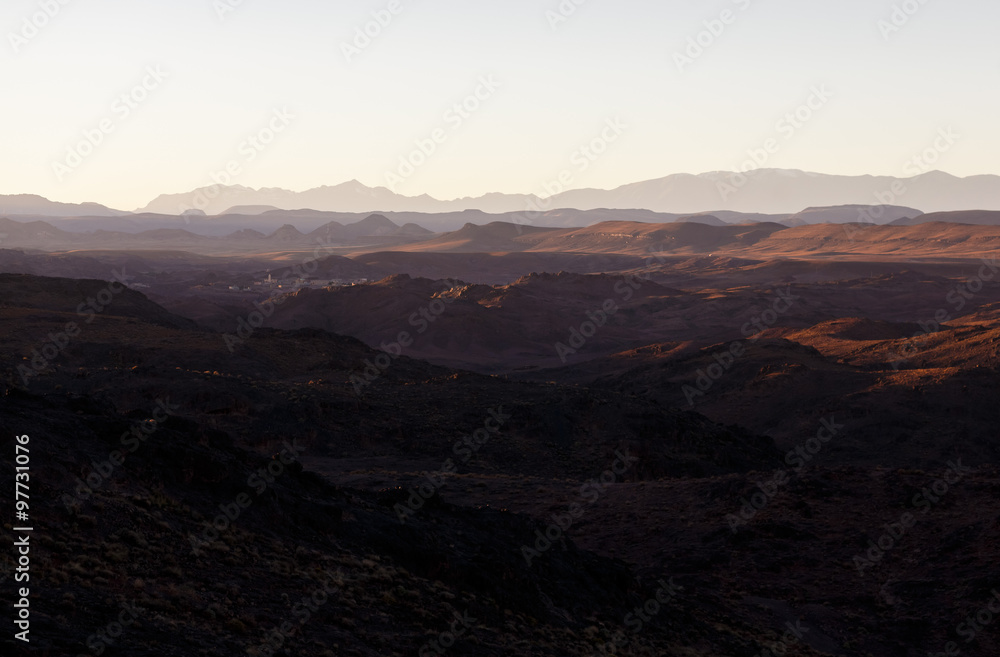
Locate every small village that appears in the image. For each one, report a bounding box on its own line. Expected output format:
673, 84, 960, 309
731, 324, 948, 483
200, 274, 371, 294
253, 273, 370, 291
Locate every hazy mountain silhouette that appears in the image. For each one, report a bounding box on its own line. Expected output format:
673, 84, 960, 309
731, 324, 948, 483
785, 204, 921, 226
0, 193, 126, 217
133, 169, 1000, 215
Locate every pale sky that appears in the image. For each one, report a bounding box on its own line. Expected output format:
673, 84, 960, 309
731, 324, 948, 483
2, 0, 997, 210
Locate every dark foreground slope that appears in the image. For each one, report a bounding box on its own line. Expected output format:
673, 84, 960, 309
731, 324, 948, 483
1, 388, 728, 657
1, 274, 999, 656
0, 274, 820, 657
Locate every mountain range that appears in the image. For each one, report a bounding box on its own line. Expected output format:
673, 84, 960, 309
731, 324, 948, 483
7, 210, 1000, 262
8, 169, 1000, 219
133, 169, 1000, 215
0, 193, 126, 217
0, 205, 924, 237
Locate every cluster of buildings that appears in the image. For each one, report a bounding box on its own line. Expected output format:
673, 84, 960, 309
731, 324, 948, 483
206, 274, 371, 294
250, 273, 369, 291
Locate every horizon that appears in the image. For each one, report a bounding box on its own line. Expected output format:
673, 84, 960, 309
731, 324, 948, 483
3, 0, 997, 209
1, 167, 984, 213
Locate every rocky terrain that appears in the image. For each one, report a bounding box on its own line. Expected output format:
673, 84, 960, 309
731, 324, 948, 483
2, 213, 1000, 656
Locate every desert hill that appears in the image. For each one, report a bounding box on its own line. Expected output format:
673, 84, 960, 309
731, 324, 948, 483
740, 221, 1000, 259
0, 214, 437, 255
0, 273, 197, 330
785, 204, 921, 226
386, 220, 789, 256
891, 210, 1000, 226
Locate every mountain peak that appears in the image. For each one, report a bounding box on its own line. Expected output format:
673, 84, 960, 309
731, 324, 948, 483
269, 224, 304, 240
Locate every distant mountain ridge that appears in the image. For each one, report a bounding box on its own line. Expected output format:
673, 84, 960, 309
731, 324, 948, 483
8, 210, 1000, 261
11, 208, 797, 236
133, 170, 1000, 215
4, 204, 937, 241
0, 194, 125, 217
0, 213, 429, 254
9, 170, 1000, 219
890, 210, 1000, 226
785, 204, 921, 227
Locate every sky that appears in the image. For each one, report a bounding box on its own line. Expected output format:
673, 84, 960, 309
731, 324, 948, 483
2, 0, 998, 210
